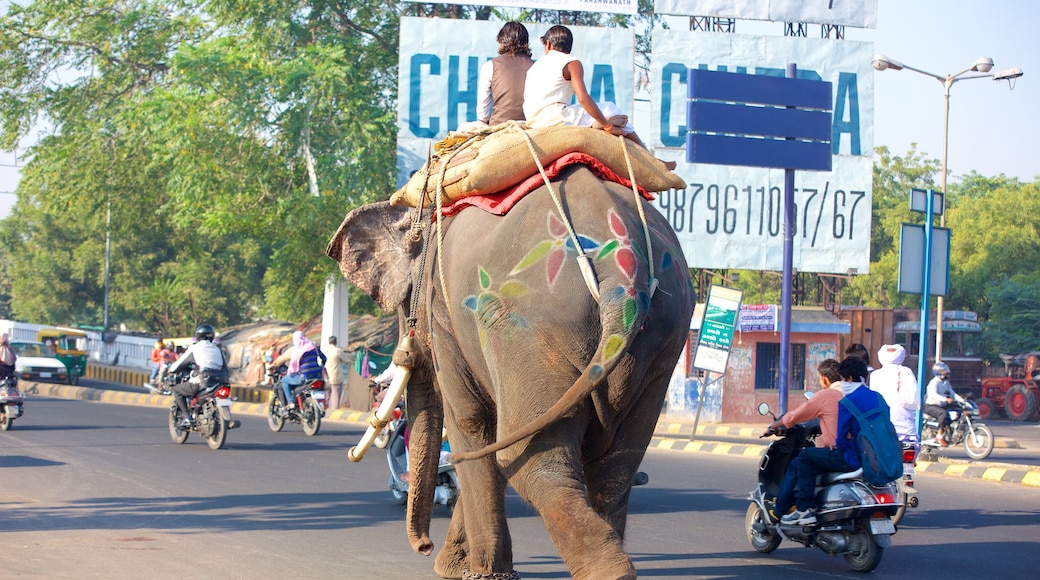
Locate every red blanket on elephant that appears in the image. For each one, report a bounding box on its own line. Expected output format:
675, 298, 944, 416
439, 152, 658, 218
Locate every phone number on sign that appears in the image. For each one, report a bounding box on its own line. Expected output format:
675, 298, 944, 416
653, 182, 867, 246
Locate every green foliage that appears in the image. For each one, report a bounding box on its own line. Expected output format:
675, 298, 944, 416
983, 275, 1040, 358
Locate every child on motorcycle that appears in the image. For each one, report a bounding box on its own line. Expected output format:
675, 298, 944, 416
923, 362, 965, 447
765, 358, 843, 522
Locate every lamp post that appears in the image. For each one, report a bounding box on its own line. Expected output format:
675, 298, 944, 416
871, 54, 1023, 362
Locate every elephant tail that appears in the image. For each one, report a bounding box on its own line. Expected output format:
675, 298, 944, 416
450, 290, 650, 463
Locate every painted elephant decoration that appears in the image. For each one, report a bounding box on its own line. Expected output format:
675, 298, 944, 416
328, 165, 694, 580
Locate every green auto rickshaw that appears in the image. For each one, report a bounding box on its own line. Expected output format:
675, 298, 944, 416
37, 329, 89, 385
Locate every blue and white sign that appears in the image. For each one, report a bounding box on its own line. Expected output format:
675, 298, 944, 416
655, 0, 878, 28
396, 17, 635, 185
650, 30, 874, 274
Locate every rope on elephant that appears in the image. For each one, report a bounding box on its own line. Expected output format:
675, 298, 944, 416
620, 138, 659, 299
515, 124, 601, 302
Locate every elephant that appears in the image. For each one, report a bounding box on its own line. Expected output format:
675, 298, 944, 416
328, 164, 694, 580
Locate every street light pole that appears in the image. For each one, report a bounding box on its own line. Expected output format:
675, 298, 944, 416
872, 54, 1023, 363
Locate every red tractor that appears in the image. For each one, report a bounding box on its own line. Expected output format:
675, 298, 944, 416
977, 352, 1040, 421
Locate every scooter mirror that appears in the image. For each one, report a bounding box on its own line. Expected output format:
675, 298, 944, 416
757, 402, 771, 416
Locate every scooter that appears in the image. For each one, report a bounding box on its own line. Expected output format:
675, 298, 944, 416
386, 414, 460, 511
0, 375, 26, 431
891, 440, 920, 526
745, 402, 900, 573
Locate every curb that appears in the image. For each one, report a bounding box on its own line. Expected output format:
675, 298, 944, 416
24, 382, 1040, 489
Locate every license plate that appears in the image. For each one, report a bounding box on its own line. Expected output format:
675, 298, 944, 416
217, 399, 232, 408
40, 372, 52, 378
903, 465, 915, 475
312, 392, 326, 400
870, 518, 896, 535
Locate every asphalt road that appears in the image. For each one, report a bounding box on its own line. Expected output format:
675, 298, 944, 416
2, 395, 1040, 579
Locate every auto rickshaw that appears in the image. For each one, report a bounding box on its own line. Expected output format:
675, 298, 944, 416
37, 329, 89, 385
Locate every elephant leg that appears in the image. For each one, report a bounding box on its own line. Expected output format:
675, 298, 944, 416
505, 429, 636, 580
585, 346, 683, 539
434, 499, 468, 579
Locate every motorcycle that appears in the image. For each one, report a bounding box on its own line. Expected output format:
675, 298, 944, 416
0, 375, 26, 431
163, 371, 240, 450
386, 414, 460, 511
746, 402, 900, 573
920, 399, 994, 461
266, 366, 326, 436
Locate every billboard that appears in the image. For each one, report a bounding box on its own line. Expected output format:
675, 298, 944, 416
650, 30, 874, 274
655, 0, 878, 28
396, 17, 634, 185
402, 0, 637, 16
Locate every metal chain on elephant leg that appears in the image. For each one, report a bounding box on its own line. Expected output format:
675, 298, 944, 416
462, 569, 521, 580
619, 136, 659, 299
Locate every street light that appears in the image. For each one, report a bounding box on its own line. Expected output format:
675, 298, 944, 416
872, 53, 1023, 363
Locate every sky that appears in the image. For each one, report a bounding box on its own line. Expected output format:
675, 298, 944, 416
0, 0, 1036, 218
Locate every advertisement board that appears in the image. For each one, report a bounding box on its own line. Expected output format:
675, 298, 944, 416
650, 30, 874, 274
654, 0, 878, 28
396, 17, 635, 185
693, 285, 744, 374
402, 0, 637, 17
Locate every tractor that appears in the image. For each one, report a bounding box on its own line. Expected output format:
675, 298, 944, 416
977, 352, 1040, 422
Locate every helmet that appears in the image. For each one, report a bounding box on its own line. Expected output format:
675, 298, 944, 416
194, 324, 216, 342
932, 362, 950, 378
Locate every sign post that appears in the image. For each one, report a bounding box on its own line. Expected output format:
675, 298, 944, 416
686, 67, 832, 414
899, 187, 948, 436
690, 284, 743, 440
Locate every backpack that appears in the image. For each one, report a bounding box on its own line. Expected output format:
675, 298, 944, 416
839, 396, 903, 486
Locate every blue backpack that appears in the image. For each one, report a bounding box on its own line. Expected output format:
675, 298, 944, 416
839, 395, 903, 486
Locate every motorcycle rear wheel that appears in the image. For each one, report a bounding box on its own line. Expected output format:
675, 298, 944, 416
844, 520, 883, 572
168, 407, 188, 444
744, 503, 781, 553
892, 491, 907, 526
301, 398, 322, 436
964, 423, 995, 460
206, 410, 228, 450
1, 410, 13, 431
267, 399, 285, 432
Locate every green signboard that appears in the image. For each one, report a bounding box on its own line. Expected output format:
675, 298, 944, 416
693, 285, 744, 374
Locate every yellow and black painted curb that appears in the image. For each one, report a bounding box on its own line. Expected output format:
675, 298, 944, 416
647, 433, 1040, 489
84, 364, 150, 389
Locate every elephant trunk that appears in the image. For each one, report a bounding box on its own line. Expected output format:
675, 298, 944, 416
405, 377, 445, 557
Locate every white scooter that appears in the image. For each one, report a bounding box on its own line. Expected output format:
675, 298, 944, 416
385, 414, 460, 511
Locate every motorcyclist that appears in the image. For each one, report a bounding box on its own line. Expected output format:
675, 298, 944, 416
168, 324, 229, 428
0, 333, 16, 379
923, 362, 965, 447
764, 358, 843, 522
279, 331, 326, 414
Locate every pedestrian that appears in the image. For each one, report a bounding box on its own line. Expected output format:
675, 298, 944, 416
146, 339, 165, 388
478, 21, 535, 126
322, 336, 354, 410
869, 344, 920, 443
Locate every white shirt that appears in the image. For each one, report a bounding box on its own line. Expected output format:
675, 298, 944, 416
523, 50, 581, 127
477, 59, 494, 123
869, 364, 920, 440
925, 376, 965, 406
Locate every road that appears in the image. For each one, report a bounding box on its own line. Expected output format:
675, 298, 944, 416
2, 395, 1040, 579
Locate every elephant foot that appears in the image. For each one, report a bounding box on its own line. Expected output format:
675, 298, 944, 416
434, 545, 467, 579
461, 570, 520, 580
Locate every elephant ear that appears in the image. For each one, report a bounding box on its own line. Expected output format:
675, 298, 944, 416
327, 201, 418, 313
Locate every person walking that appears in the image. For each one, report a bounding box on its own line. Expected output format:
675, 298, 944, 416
322, 336, 353, 410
